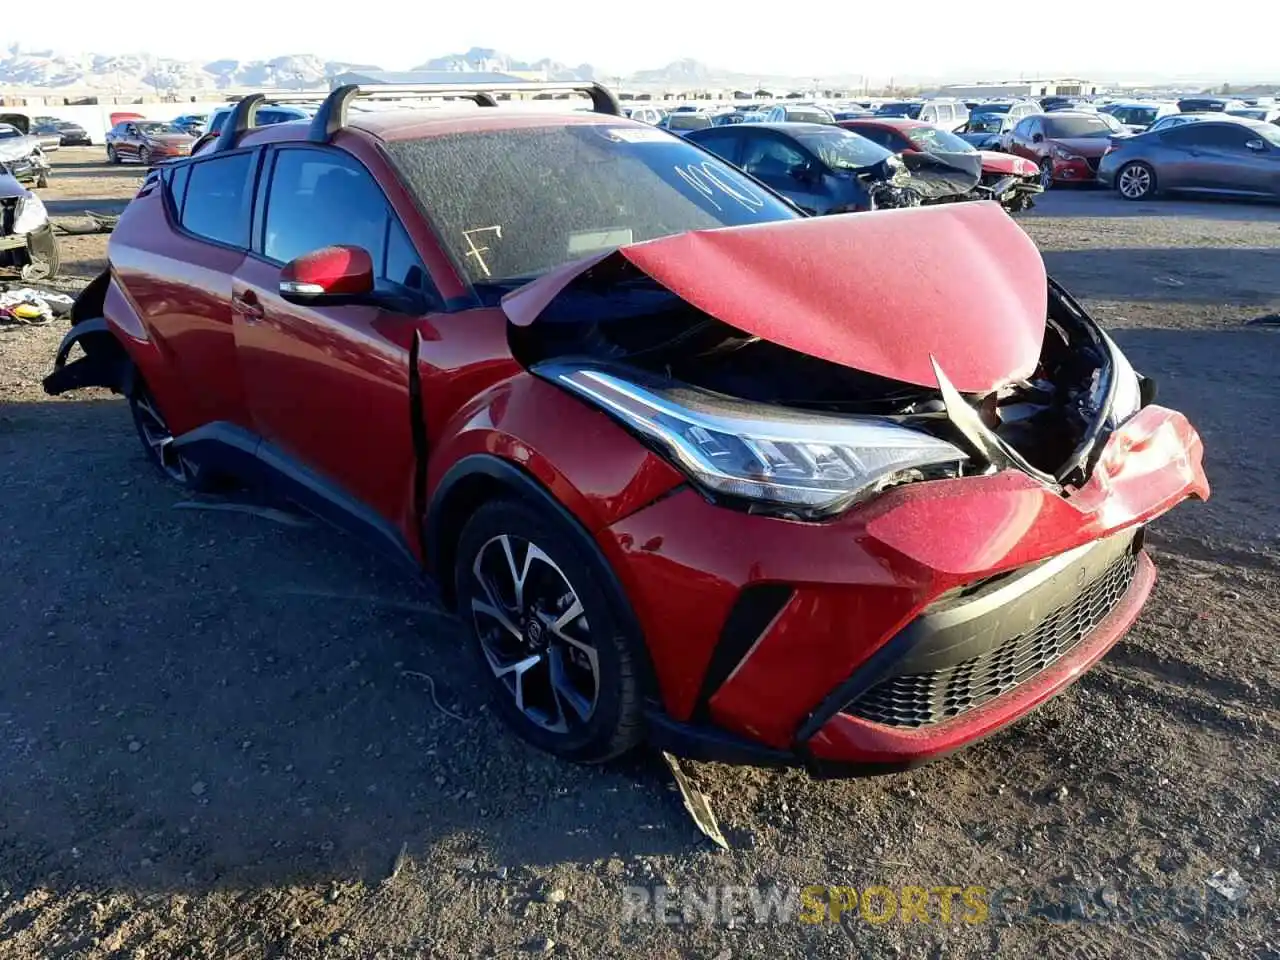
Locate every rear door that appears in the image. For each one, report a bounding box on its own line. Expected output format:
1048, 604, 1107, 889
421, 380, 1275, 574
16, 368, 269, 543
231, 143, 440, 526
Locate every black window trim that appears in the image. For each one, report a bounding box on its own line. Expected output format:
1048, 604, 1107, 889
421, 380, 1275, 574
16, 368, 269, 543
162, 147, 262, 253
249, 142, 442, 310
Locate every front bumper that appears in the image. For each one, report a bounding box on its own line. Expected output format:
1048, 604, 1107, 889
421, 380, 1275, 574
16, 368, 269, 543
1050, 157, 1102, 183
607, 405, 1207, 770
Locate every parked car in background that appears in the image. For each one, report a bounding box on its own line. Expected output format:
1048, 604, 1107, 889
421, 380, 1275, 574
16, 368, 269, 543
1099, 101, 1180, 134
839, 117, 1042, 212
763, 104, 834, 124
41, 81, 1209, 774
1176, 97, 1248, 114
32, 118, 92, 146
1227, 106, 1280, 125
875, 99, 969, 132
1003, 111, 1125, 188
1099, 118, 1280, 201
171, 114, 209, 137
687, 122, 923, 213
626, 106, 666, 125
192, 103, 317, 152
105, 120, 195, 165
658, 112, 713, 135
0, 168, 59, 280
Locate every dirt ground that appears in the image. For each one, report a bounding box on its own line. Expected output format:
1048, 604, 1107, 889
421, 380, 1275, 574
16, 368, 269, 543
1, 148, 1277, 959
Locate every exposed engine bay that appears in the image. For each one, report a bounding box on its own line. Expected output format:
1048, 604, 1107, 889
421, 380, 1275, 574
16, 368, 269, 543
514, 272, 1123, 499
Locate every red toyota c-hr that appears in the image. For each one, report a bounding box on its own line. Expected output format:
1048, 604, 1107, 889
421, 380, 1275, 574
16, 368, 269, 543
45, 83, 1209, 774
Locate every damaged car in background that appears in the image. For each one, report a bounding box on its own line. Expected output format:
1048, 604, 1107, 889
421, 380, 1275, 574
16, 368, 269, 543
686, 121, 970, 212
838, 116, 1043, 212
0, 168, 60, 280
0, 123, 52, 189
44, 82, 1208, 776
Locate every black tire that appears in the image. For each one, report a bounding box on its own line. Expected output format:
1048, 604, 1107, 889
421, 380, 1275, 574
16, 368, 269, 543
106, 144, 119, 164
20, 226, 60, 282
453, 498, 644, 763
35, 171, 49, 189
1116, 161, 1156, 201
128, 375, 219, 491
1039, 159, 1054, 190
139, 146, 152, 167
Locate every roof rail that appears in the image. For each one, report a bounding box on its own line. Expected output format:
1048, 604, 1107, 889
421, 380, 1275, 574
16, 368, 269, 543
307, 81, 623, 142
210, 91, 332, 152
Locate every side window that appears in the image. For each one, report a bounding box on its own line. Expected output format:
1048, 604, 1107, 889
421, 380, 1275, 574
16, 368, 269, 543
740, 135, 808, 178
1198, 125, 1252, 149
165, 163, 191, 217
921, 106, 937, 123
181, 152, 253, 247
1162, 126, 1206, 148
262, 148, 429, 292
853, 127, 897, 150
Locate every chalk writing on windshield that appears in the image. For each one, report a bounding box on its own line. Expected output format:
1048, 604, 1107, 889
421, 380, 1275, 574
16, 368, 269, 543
673, 162, 768, 215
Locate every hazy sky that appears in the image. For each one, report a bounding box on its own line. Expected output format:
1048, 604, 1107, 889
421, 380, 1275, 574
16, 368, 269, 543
11, 0, 1279, 80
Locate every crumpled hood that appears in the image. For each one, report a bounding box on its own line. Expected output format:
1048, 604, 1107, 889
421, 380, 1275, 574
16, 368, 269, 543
0, 137, 43, 163
503, 200, 1047, 394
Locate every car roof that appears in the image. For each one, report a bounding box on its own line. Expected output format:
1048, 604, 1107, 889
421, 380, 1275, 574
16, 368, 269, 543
840, 117, 926, 129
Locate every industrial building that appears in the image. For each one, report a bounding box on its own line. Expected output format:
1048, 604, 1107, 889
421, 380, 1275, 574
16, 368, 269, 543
935, 78, 1101, 99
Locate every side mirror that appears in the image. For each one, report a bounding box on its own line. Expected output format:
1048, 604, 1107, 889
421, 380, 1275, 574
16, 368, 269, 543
1245, 138, 1267, 152
1031, 133, 1044, 143
279, 245, 375, 304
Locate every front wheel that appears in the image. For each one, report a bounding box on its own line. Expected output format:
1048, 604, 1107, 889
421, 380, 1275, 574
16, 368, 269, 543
1117, 162, 1156, 200
454, 499, 644, 763
1039, 159, 1055, 190
138, 146, 152, 167
106, 144, 119, 164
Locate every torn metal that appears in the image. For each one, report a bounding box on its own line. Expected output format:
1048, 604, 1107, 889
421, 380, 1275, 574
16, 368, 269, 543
662, 751, 729, 850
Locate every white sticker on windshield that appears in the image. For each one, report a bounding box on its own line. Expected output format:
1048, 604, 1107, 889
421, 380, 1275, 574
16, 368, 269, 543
604, 127, 671, 143
568, 228, 634, 254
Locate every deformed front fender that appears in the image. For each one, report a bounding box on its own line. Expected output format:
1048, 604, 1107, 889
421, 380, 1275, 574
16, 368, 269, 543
42, 317, 136, 396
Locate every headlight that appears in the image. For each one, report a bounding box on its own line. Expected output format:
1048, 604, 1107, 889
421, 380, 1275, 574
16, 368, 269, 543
541, 365, 969, 517
13, 194, 48, 234
1050, 145, 1084, 161
1101, 331, 1142, 425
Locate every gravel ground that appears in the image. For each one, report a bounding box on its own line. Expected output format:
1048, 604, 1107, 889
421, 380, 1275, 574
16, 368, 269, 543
1, 149, 1277, 959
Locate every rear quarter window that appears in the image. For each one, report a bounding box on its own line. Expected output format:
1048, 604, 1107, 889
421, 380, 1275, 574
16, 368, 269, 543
180, 152, 254, 247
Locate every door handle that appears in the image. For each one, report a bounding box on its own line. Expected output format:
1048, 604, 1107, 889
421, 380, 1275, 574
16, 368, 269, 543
231, 292, 264, 321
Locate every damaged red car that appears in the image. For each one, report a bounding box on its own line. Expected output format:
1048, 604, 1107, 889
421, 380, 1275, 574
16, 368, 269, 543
838, 116, 1044, 212
44, 83, 1208, 774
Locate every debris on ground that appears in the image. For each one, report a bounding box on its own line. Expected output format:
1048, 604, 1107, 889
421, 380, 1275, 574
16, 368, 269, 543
662, 752, 729, 850
1205, 867, 1248, 902
0, 286, 73, 326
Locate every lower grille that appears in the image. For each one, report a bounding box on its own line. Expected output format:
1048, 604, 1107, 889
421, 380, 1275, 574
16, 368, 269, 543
1086, 157, 1101, 173
845, 550, 1138, 728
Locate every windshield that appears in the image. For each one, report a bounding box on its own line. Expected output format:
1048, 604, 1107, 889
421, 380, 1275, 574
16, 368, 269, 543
976, 103, 1012, 114
1254, 123, 1280, 147
794, 128, 892, 170
967, 113, 1008, 133
786, 107, 833, 123
876, 102, 923, 119
667, 113, 712, 130
1228, 108, 1267, 121
386, 124, 800, 286
1110, 106, 1158, 126
905, 126, 976, 154
1043, 115, 1116, 138
0, 125, 21, 139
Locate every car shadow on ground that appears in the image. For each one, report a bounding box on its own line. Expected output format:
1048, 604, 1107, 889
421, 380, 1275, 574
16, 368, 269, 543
0, 400, 700, 905
1042, 246, 1280, 305
47, 167, 143, 182
43, 198, 130, 217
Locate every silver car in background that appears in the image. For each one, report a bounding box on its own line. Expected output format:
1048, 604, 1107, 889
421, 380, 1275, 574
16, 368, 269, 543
1098, 118, 1280, 201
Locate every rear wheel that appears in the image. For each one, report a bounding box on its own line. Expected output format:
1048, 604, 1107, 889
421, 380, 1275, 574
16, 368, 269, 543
129, 376, 217, 490
454, 499, 644, 763
1117, 162, 1155, 200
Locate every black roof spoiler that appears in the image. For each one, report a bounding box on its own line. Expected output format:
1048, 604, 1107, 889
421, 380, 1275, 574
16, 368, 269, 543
307, 81, 623, 142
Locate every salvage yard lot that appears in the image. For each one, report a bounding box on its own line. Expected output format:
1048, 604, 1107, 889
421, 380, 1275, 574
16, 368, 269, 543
1, 148, 1277, 958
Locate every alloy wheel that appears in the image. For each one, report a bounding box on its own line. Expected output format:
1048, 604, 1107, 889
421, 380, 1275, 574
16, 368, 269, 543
1118, 164, 1152, 199
1039, 160, 1054, 190
467, 534, 600, 734
133, 390, 194, 483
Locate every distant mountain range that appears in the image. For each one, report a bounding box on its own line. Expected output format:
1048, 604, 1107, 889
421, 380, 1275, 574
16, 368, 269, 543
0, 43, 1270, 93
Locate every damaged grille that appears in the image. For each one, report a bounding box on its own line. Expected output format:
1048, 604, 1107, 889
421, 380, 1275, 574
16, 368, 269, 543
845, 550, 1138, 728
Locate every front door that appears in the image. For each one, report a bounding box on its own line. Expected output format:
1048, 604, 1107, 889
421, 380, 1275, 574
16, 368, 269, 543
231, 144, 441, 528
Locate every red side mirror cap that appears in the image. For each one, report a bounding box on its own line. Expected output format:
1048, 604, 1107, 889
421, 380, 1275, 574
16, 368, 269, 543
279, 245, 374, 300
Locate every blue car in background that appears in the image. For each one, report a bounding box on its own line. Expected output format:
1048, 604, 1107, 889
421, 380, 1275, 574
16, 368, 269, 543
192, 102, 316, 151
